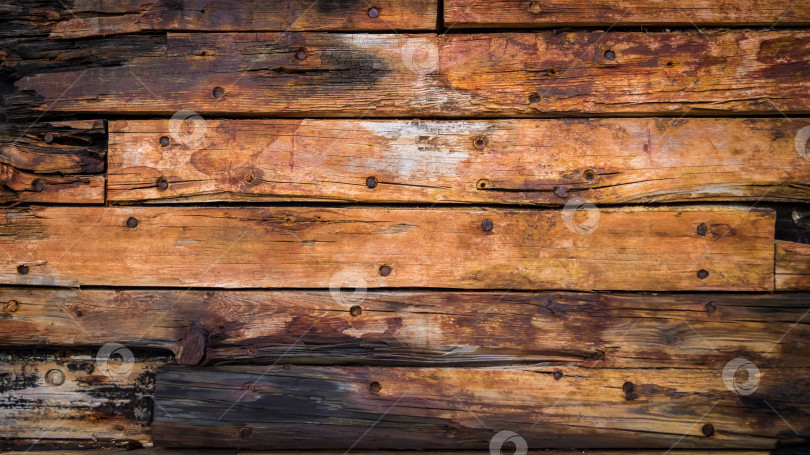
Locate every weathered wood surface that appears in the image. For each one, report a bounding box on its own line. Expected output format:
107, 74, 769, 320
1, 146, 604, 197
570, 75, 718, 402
445, 0, 810, 28
2, 289, 808, 367
12, 451, 780, 455
108, 118, 810, 204
152, 365, 810, 449
0, 206, 775, 291
0, 350, 161, 447
776, 241, 810, 291
0, 120, 106, 204
9, 31, 810, 118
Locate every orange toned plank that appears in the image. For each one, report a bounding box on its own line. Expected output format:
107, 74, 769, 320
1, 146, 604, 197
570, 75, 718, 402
0, 120, 106, 204
152, 365, 809, 449
0, 206, 774, 291
776, 240, 810, 290
1, 289, 808, 368
109, 118, 810, 204
445, 0, 810, 28
12, 31, 810, 118
49, 0, 437, 37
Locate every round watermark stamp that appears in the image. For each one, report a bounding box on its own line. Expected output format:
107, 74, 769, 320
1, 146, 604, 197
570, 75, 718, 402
328, 270, 368, 307
169, 110, 207, 148
96, 342, 135, 379
489, 430, 528, 455
400, 38, 439, 75
561, 197, 600, 235
722, 357, 760, 396
794, 125, 810, 161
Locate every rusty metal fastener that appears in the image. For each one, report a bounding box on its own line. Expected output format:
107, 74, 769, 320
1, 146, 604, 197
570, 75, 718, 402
554, 186, 569, 198
553, 370, 563, 380
126, 217, 139, 229
368, 7, 379, 18
212, 87, 225, 99
17, 265, 29, 275
704, 302, 716, 315
43, 133, 54, 144
528, 92, 541, 103
527, 1, 542, 13
366, 176, 378, 189
160, 136, 170, 147
583, 169, 597, 181
604, 50, 616, 60
592, 349, 605, 360
7, 300, 18, 312
46, 369, 65, 386
75, 308, 84, 317
473, 136, 488, 150
379, 265, 392, 277
697, 223, 709, 236
350, 305, 363, 317
157, 177, 169, 190
481, 219, 493, 232
697, 269, 709, 280
369, 381, 382, 393
239, 427, 253, 438
32, 180, 45, 192
295, 48, 307, 60
702, 423, 715, 437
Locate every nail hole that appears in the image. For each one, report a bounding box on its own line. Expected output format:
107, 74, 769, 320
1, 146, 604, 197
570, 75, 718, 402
667, 61, 674, 67
548, 67, 557, 76
212, 86, 225, 99
472, 136, 488, 150
696, 223, 709, 236
583, 169, 597, 181
17, 265, 29, 275
126, 217, 139, 229
701, 423, 715, 437
379, 265, 392, 277
43, 133, 54, 144
367, 7, 379, 18
604, 50, 616, 61
295, 48, 308, 61
697, 269, 709, 279
528, 92, 541, 103
349, 305, 363, 317
369, 381, 382, 393
366, 176, 378, 189
159, 136, 170, 147
477, 178, 491, 190
32, 180, 45, 193
74, 309, 83, 317
157, 177, 169, 191
481, 219, 493, 232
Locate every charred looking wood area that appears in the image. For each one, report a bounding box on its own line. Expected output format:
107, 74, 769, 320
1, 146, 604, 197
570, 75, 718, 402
1, 0, 810, 454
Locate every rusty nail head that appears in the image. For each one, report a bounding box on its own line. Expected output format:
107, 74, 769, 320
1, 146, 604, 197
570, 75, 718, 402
622, 381, 635, 393
379, 265, 392, 277
295, 48, 307, 60
583, 169, 596, 181
246, 384, 255, 392
473, 136, 488, 149
212, 86, 225, 99
46, 369, 65, 386
126, 217, 139, 229
350, 305, 363, 317
283, 363, 291, 370
75, 308, 84, 317
553, 370, 563, 380
529, 92, 541, 103
17, 265, 29, 275
604, 50, 616, 61
160, 136, 170, 147
592, 349, 605, 360
32, 180, 45, 192
697, 223, 709, 236
247, 347, 256, 355
527, 1, 542, 13
481, 219, 494, 232
7, 300, 18, 312
702, 423, 715, 437
368, 7, 379, 18
43, 133, 54, 144
366, 176, 378, 189
369, 381, 382, 393
239, 427, 252, 438
697, 269, 709, 280
554, 185, 569, 198
157, 177, 169, 190
705, 302, 716, 315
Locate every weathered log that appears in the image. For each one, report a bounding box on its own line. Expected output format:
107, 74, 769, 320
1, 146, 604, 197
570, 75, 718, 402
108, 118, 810, 204
444, 0, 810, 28
776, 240, 810, 291
0, 349, 163, 448
151, 364, 810, 449
8, 31, 810, 118
0, 206, 775, 291
0, 120, 105, 203
1, 289, 808, 368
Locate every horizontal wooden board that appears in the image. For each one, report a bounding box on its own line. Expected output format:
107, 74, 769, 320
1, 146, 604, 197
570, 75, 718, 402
0, 350, 161, 447
445, 0, 810, 28
0, 206, 775, 291
0, 120, 106, 204
108, 118, 810, 204
152, 365, 810, 449
776, 240, 810, 291
1, 289, 808, 368
11, 31, 810, 118
14, 451, 777, 455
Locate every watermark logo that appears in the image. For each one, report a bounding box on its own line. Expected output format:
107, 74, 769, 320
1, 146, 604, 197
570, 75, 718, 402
96, 342, 135, 379
169, 110, 207, 148
722, 357, 760, 396
561, 197, 600, 235
489, 430, 528, 455
328, 270, 368, 307
795, 126, 810, 161
400, 38, 439, 75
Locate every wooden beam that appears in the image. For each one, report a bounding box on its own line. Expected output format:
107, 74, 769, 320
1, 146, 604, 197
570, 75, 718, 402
0, 120, 106, 204
444, 0, 810, 28
776, 240, 810, 291
0, 350, 160, 447
108, 118, 810, 204
10, 31, 810, 118
151, 365, 810, 449
0, 206, 775, 291
1, 289, 808, 367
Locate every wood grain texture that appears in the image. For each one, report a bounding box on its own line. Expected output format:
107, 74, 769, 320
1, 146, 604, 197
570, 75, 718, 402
1, 289, 808, 368
445, 0, 810, 28
0, 350, 161, 447
108, 118, 810, 204
0, 206, 775, 291
776, 240, 810, 291
0, 120, 106, 203
14, 451, 778, 455
152, 365, 810, 449
11, 31, 810, 118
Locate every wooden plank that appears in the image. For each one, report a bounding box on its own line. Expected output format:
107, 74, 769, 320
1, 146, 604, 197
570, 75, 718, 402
0, 206, 775, 291
152, 365, 810, 449
10, 31, 810, 118
0, 350, 163, 447
776, 240, 810, 291
14, 451, 777, 455
48, 0, 438, 37
108, 118, 810, 204
1, 289, 808, 368
445, 0, 810, 28
0, 120, 106, 204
